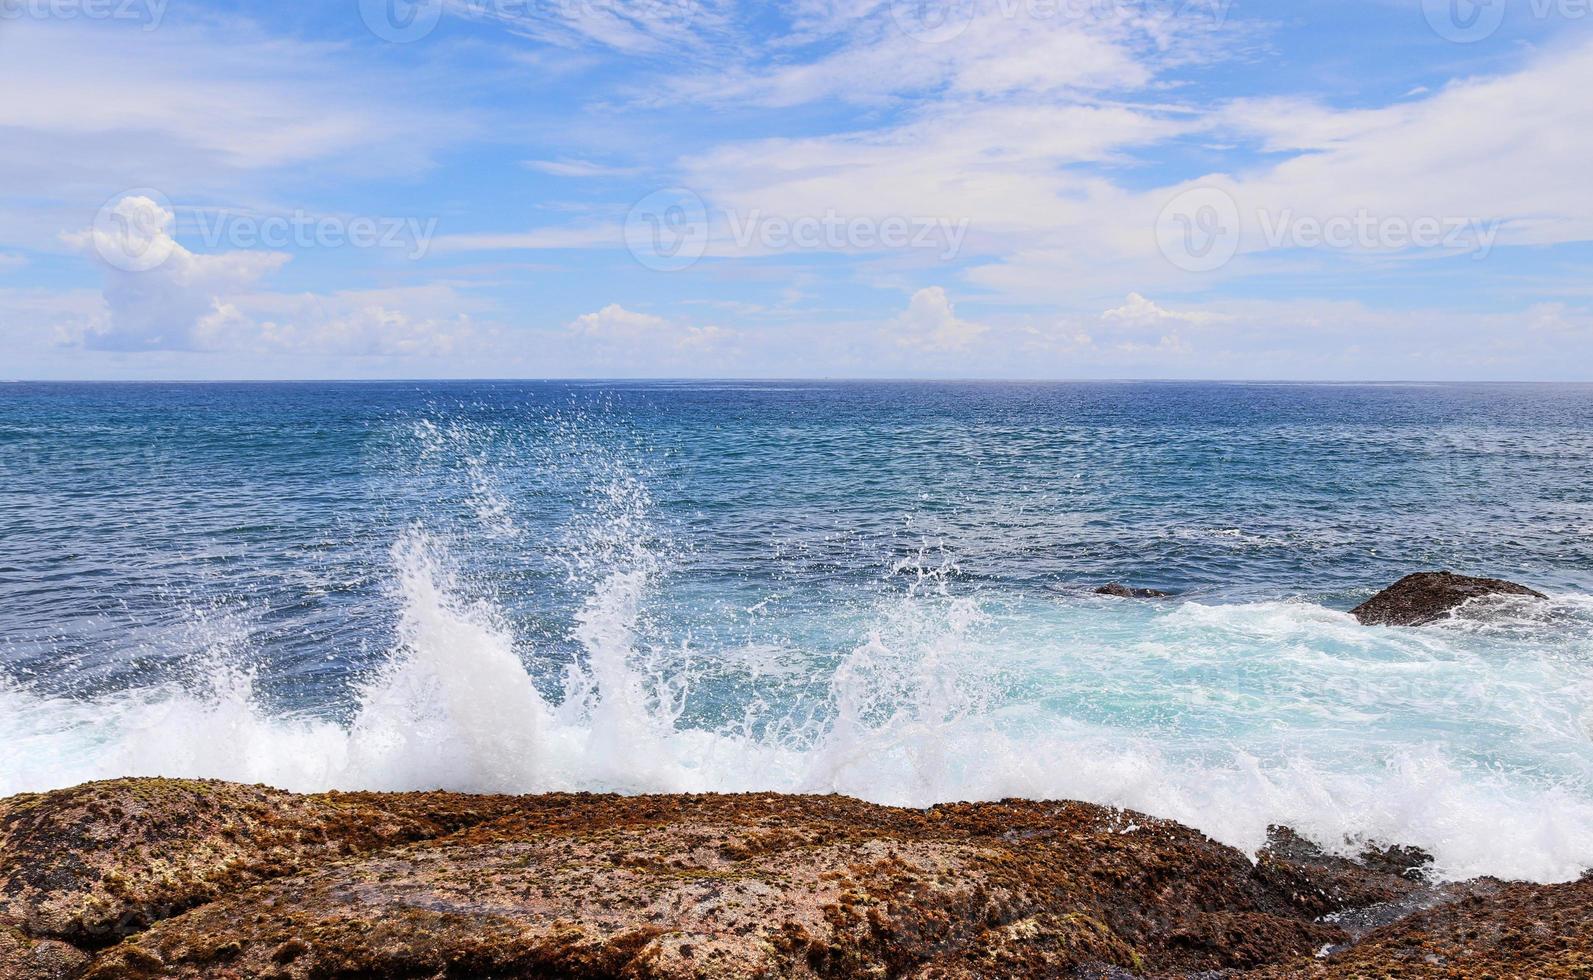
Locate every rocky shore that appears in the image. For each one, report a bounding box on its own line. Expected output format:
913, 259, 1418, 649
1, 779, 1588, 978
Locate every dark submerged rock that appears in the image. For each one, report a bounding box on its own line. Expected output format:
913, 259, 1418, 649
1096, 583, 1173, 599
1350, 571, 1547, 626
1253, 825, 1434, 921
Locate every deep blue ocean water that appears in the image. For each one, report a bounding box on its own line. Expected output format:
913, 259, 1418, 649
3, 381, 1592, 881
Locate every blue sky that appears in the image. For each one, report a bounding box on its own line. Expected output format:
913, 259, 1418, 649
2, 0, 1591, 379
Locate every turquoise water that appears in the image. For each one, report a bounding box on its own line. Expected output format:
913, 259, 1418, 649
2, 381, 1592, 881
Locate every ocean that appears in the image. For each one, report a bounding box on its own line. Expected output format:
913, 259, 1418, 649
2, 380, 1591, 883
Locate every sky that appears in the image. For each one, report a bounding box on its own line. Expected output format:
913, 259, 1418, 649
2, 0, 1592, 381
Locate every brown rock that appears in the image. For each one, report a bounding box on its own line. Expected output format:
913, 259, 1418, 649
1350, 571, 1547, 626
1242, 875, 1593, 978
0, 778, 518, 947
4, 778, 1588, 979
49, 788, 1340, 979
0, 924, 90, 980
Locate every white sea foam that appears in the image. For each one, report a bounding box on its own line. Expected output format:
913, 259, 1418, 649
3, 528, 1592, 885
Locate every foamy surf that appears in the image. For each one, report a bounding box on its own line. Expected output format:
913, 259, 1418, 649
2, 529, 1591, 886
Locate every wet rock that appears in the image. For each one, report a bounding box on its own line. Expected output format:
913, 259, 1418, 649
1350, 571, 1547, 626
0, 778, 518, 947
1096, 583, 1173, 599
1254, 825, 1434, 920
1242, 875, 1593, 978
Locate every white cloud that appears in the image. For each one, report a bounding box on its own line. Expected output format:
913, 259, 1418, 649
58, 196, 489, 358
1213, 38, 1593, 251
1103, 293, 1230, 326
674, 34, 1593, 305
64, 195, 289, 351
662, 0, 1231, 109
889, 287, 987, 352
432, 224, 623, 254
0, 20, 470, 174
448, 0, 720, 54
568, 304, 729, 350
0, 18, 473, 257
524, 159, 643, 178
198, 291, 489, 358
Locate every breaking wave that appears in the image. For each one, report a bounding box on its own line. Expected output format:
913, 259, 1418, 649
3, 524, 1592, 885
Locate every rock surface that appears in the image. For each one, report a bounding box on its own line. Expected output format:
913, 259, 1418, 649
1096, 583, 1173, 599
1350, 571, 1547, 626
1244, 875, 1593, 978
1, 925, 90, 980
0, 779, 520, 946
0, 779, 1587, 979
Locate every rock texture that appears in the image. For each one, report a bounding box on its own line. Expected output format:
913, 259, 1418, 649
1244, 875, 1593, 978
1096, 584, 1173, 599
0, 779, 1588, 979
0, 779, 519, 947
1350, 571, 1547, 626
1254, 825, 1434, 921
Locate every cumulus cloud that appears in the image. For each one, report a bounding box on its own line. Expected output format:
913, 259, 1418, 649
59, 196, 490, 359
890, 287, 987, 352
64, 195, 289, 352
1103, 293, 1230, 326
198, 291, 489, 359
568, 304, 729, 350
